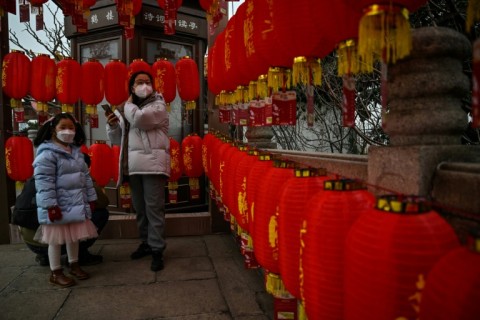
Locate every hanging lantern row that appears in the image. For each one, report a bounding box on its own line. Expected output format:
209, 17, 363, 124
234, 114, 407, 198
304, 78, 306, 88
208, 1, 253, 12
1, 52, 200, 126
203, 132, 479, 320
207, 0, 430, 129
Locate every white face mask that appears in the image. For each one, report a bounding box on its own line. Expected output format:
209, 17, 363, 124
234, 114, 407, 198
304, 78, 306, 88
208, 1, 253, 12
134, 84, 153, 99
56, 129, 75, 144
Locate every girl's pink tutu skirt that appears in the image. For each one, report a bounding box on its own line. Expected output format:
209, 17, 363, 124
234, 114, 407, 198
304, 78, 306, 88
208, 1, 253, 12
34, 220, 98, 245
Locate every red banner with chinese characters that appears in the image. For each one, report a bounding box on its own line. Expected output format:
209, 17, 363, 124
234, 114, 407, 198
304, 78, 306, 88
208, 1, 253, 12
272, 91, 297, 125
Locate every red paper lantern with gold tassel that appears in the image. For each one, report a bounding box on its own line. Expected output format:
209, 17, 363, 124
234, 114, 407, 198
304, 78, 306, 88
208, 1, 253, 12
209, 137, 229, 197
157, 0, 183, 35
176, 56, 200, 110
208, 31, 226, 95
231, 2, 252, 86
419, 231, 480, 320
218, 143, 236, 213
182, 133, 204, 200
278, 167, 328, 299
344, 195, 460, 320
301, 180, 375, 320
243, 0, 271, 79
81, 58, 104, 128
223, 13, 239, 93
56, 57, 81, 114
233, 149, 258, 231
30, 54, 56, 125
253, 159, 295, 297
2, 50, 31, 123
246, 153, 273, 233
345, 0, 428, 70
201, 132, 214, 178
168, 137, 182, 203
89, 141, 114, 187
223, 145, 245, 219
5, 136, 34, 182
128, 58, 152, 80
105, 59, 129, 110
152, 58, 176, 111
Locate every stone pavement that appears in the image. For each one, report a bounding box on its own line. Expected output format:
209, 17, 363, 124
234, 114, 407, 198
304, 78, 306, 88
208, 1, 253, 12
0, 234, 274, 320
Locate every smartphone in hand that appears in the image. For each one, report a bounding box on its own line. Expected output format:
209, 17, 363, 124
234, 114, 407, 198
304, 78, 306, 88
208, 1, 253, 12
101, 104, 113, 116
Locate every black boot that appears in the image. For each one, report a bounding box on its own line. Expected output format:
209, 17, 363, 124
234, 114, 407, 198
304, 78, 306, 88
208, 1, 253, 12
151, 251, 164, 271
130, 242, 152, 260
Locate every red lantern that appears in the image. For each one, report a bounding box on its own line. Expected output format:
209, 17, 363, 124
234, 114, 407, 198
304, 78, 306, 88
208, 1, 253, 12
30, 54, 56, 125
176, 56, 200, 110
81, 58, 105, 128
89, 141, 114, 187
181, 133, 203, 200
201, 133, 214, 177
252, 160, 294, 276
128, 58, 152, 80
278, 168, 328, 299
301, 180, 375, 320
168, 137, 182, 203
2, 51, 31, 122
209, 137, 229, 195
222, 145, 245, 218
223, 14, 239, 92
243, 0, 272, 79
232, 149, 258, 230
344, 195, 460, 320
419, 236, 480, 320
105, 59, 129, 109
5, 136, 34, 182
208, 32, 225, 95
231, 3, 253, 86
157, 0, 183, 35
246, 153, 273, 230
152, 58, 176, 110
56, 57, 82, 113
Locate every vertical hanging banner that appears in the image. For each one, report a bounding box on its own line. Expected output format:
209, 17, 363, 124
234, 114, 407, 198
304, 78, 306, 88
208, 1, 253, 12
342, 75, 356, 127
272, 91, 297, 126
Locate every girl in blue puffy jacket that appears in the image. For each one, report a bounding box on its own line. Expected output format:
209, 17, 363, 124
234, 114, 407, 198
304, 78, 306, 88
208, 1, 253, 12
33, 113, 98, 288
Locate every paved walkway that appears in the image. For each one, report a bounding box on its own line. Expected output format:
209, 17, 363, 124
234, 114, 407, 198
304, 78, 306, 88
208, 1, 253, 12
0, 234, 274, 320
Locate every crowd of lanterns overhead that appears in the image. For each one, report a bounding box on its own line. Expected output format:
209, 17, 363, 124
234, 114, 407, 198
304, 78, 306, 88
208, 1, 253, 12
1, 50, 200, 126
207, 0, 480, 129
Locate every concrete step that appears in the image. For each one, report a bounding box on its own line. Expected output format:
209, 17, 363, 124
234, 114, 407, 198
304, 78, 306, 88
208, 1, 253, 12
99, 212, 212, 239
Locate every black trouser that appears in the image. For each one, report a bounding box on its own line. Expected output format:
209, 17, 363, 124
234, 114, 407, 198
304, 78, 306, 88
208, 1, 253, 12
27, 208, 109, 257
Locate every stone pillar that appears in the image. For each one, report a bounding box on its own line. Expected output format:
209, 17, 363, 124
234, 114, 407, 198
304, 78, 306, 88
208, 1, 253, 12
368, 27, 480, 196
245, 127, 277, 149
